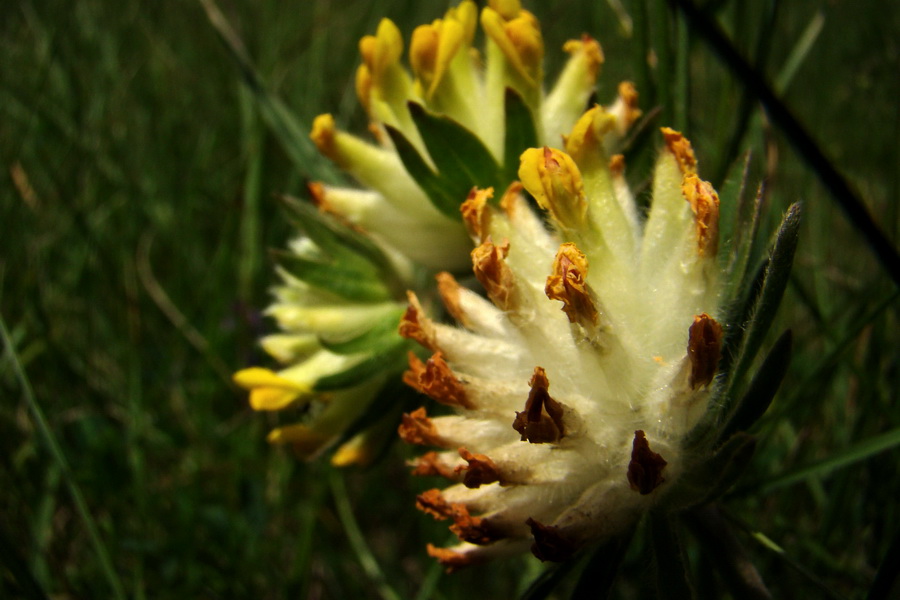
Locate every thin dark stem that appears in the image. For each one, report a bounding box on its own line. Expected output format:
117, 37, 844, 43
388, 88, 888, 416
669, 0, 900, 287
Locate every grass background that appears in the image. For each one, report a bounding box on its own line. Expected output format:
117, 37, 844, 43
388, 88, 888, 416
2, 0, 899, 597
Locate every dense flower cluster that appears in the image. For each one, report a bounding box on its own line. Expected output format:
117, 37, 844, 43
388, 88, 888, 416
235, 0, 792, 571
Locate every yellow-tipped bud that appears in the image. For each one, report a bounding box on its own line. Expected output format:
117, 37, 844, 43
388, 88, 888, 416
489, 0, 522, 20
446, 0, 478, 45
357, 18, 405, 107
562, 36, 604, 80
310, 113, 339, 163
519, 147, 587, 229
564, 105, 617, 163
410, 19, 466, 98
481, 6, 543, 86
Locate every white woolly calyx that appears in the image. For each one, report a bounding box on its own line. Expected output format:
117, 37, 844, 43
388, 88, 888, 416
398, 126, 725, 571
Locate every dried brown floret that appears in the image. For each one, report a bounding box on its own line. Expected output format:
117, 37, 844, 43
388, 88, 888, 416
608, 153, 625, 177
617, 81, 642, 130
398, 407, 448, 447
627, 430, 667, 495
688, 313, 723, 389
545, 242, 598, 326
513, 367, 566, 443
404, 352, 472, 409
426, 544, 473, 573
461, 187, 493, 241
661, 127, 697, 176
456, 447, 503, 488
682, 174, 720, 257
472, 240, 516, 311
499, 181, 525, 216
416, 488, 454, 520
411, 451, 458, 479
398, 291, 436, 350
526, 518, 578, 562
436, 272, 470, 328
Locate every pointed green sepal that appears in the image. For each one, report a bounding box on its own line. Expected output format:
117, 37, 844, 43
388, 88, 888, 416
318, 308, 406, 355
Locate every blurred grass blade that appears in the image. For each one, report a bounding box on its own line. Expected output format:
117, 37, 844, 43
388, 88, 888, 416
329, 471, 402, 600
774, 11, 825, 93
0, 314, 126, 600
0, 521, 49, 600
867, 529, 900, 600
668, 0, 900, 286
650, 514, 694, 600
685, 504, 772, 600
198, 0, 339, 182
749, 426, 900, 495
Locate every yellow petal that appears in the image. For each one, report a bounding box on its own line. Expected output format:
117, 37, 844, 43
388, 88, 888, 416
233, 367, 312, 411
518, 147, 586, 229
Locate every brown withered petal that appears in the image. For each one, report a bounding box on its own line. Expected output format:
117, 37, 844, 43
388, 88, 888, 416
526, 518, 578, 562
471, 240, 516, 310
461, 187, 493, 241
398, 407, 448, 447
426, 544, 474, 573
682, 174, 720, 257
398, 292, 437, 350
627, 430, 667, 495
499, 181, 525, 216
660, 127, 697, 176
513, 367, 566, 443
449, 507, 502, 545
608, 153, 625, 176
688, 313, 723, 389
617, 81, 642, 130
411, 451, 459, 479
545, 242, 598, 326
416, 488, 454, 520
436, 272, 470, 328
404, 351, 473, 409
456, 447, 503, 488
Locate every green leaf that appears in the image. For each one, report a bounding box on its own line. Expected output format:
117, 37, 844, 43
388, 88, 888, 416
319, 308, 406, 355
650, 513, 694, 600
718, 330, 792, 442
313, 343, 408, 392
386, 124, 461, 218
740, 426, 900, 496
684, 505, 772, 600
723, 203, 802, 397
409, 102, 502, 197
279, 195, 404, 298
273, 251, 391, 302
503, 87, 539, 185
